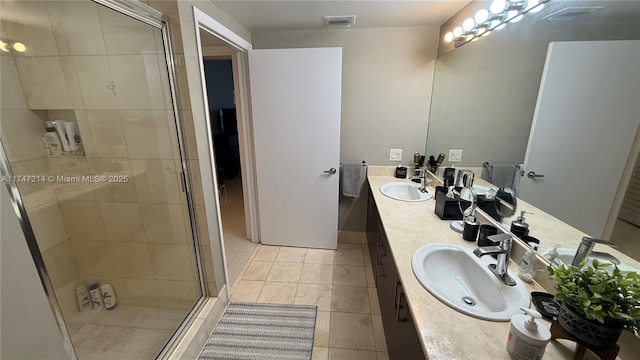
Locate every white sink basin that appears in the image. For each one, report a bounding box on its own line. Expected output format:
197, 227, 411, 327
379, 182, 432, 202
412, 244, 530, 321
542, 248, 638, 274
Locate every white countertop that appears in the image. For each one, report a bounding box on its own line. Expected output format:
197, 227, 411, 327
367, 167, 634, 360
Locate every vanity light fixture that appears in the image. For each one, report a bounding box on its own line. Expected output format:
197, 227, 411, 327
12, 42, 26, 52
0, 39, 27, 52
445, 0, 552, 48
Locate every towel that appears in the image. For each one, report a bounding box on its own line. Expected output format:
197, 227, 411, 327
483, 164, 519, 189
341, 163, 367, 198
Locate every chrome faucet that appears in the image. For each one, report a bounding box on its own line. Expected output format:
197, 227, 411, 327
419, 168, 430, 193
571, 237, 614, 267
473, 233, 517, 286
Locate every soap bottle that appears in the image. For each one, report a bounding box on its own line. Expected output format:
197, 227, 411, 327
44, 126, 63, 156
100, 283, 117, 310
507, 308, 551, 360
518, 242, 538, 282
88, 283, 104, 309
75, 285, 92, 312
510, 211, 531, 238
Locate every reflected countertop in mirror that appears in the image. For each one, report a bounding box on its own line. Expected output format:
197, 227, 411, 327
472, 174, 640, 272
425, 0, 640, 267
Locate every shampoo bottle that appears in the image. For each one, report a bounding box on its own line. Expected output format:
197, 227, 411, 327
75, 285, 92, 312
507, 308, 551, 360
53, 121, 72, 152
100, 284, 117, 310
518, 242, 538, 282
88, 283, 104, 309
44, 127, 63, 156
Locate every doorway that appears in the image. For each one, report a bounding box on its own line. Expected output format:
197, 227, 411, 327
198, 29, 255, 286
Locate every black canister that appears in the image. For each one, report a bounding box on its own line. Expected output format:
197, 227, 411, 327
477, 224, 498, 246
462, 219, 480, 241
395, 166, 407, 178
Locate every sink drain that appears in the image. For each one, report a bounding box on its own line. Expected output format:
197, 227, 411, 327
462, 296, 476, 306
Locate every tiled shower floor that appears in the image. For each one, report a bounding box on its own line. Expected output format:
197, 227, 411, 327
67, 305, 187, 359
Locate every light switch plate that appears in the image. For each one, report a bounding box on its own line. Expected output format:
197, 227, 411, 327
389, 149, 403, 161
449, 149, 462, 162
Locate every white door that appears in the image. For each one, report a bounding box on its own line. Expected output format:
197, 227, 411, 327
249, 48, 342, 249
519, 40, 640, 238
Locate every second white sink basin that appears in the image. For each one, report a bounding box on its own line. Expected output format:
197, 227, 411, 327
542, 248, 638, 274
380, 182, 432, 202
412, 244, 530, 321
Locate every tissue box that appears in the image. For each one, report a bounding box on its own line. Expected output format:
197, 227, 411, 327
434, 186, 463, 220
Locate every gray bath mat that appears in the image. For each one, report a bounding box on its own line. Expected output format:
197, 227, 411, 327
199, 302, 317, 360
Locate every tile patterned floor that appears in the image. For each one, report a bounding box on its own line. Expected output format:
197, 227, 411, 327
220, 177, 257, 285
230, 235, 389, 360
67, 305, 187, 360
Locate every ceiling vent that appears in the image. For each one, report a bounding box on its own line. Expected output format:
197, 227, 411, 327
543, 6, 604, 21
323, 15, 356, 28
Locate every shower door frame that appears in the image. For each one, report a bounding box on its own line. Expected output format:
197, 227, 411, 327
0, 0, 210, 359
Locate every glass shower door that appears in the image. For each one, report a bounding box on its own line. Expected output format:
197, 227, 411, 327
0, 1, 204, 358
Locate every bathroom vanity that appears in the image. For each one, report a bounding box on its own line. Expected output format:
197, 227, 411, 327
365, 166, 637, 360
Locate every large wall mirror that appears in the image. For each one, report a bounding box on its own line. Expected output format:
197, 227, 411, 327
426, 0, 640, 267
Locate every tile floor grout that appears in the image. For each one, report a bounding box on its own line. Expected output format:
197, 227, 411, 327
228, 238, 389, 360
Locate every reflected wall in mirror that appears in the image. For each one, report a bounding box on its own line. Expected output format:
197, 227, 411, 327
425, 0, 640, 265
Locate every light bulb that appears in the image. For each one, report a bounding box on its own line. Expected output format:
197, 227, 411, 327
490, 0, 506, 14
475, 9, 490, 24
476, 28, 486, 35
452, 27, 463, 38
0, 40, 9, 52
495, 23, 507, 30
510, 13, 523, 23
462, 18, 476, 31
530, 1, 545, 13
482, 31, 492, 37
525, 0, 539, 11
12, 42, 26, 52
444, 32, 454, 43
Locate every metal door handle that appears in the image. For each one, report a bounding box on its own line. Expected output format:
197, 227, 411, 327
527, 171, 544, 179
323, 168, 337, 174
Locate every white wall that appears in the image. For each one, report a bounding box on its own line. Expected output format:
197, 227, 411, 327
0, 185, 70, 360
253, 26, 439, 166
252, 26, 440, 231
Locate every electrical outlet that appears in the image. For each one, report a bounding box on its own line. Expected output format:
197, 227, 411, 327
449, 149, 462, 162
389, 149, 403, 161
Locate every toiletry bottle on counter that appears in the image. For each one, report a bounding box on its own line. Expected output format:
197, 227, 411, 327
518, 242, 538, 282
507, 308, 551, 360
100, 284, 117, 310
88, 283, 104, 309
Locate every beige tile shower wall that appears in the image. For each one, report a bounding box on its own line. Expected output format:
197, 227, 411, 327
1, 0, 214, 311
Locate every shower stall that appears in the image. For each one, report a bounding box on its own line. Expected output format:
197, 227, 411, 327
0, 0, 215, 358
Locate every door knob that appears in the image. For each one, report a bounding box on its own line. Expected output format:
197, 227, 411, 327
527, 171, 544, 179
324, 168, 337, 175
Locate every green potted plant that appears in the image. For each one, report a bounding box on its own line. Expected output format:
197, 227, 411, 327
548, 259, 640, 348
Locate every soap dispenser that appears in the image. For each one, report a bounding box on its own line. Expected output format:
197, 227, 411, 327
510, 211, 531, 238
517, 242, 538, 282
507, 308, 551, 360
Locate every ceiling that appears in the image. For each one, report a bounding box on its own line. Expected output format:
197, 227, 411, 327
212, 1, 472, 32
